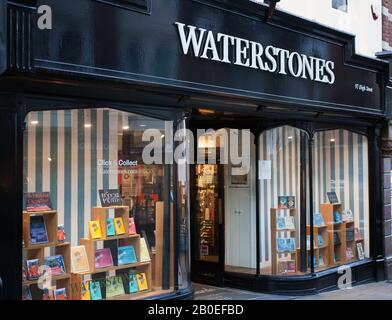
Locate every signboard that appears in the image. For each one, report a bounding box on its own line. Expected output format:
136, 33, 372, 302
25, 192, 53, 212
99, 189, 123, 207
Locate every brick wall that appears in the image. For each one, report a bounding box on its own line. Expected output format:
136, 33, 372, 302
383, 0, 392, 50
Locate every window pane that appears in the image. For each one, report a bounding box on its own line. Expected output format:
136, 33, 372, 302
22, 108, 175, 300
312, 130, 369, 271
259, 126, 310, 276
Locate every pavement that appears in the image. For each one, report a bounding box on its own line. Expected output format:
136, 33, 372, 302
193, 281, 392, 300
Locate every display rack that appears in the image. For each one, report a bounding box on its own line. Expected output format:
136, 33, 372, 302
22, 210, 71, 299
70, 205, 153, 300
306, 224, 330, 270
270, 208, 298, 275
319, 203, 360, 265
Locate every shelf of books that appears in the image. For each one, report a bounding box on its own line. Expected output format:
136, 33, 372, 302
271, 208, 298, 275
69, 205, 153, 300
22, 208, 71, 300
319, 203, 364, 266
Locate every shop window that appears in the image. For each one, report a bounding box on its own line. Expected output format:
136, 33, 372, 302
332, 0, 348, 12
312, 130, 369, 269
259, 126, 310, 276
22, 108, 176, 300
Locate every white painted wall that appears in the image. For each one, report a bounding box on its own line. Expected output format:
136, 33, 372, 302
251, 0, 382, 58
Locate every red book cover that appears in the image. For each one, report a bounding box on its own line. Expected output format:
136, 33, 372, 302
129, 217, 137, 235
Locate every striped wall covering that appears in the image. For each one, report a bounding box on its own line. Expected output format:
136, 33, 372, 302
259, 126, 369, 265
24, 109, 122, 246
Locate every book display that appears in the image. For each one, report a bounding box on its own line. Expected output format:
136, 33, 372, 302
306, 223, 329, 270
270, 208, 298, 275
319, 203, 364, 266
70, 205, 152, 300
22, 206, 71, 300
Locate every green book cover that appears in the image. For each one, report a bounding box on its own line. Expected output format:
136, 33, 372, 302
106, 276, 125, 298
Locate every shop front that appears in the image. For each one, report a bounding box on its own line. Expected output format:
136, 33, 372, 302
0, 0, 390, 299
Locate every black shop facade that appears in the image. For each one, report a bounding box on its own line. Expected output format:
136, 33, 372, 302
0, 0, 390, 300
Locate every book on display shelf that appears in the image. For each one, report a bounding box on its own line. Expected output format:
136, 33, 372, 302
114, 217, 126, 235
71, 245, 90, 273
129, 217, 137, 235
356, 243, 365, 260
129, 273, 139, 293
276, 216, 295, 230
313, 213, 325, 226
95, 248, 114, 269
118, 245, 137, 265
90, 281, 103, 300
43, 286, 56, 300
343, 209, 354, 222
57, 224, 66, 242
81, 281, 91, 300
139, 237, 151, 262
277, 238, 296, 253
89, 220, 103, 239
30, 215, 49, 245
54, 288, 67, 300
26, 259, 40, 280
333, 211, 342, 224
106, 218, 116, 237
346, 247, 354, 260
106, 276, 125, 298
44, 255, 66, 276
317, 234, 324, 247
278, 196, 295, 209
25, 192, 53, 212
136, 273, 148, 291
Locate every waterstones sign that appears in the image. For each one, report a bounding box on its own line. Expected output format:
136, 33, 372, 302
175, 22, 336, 85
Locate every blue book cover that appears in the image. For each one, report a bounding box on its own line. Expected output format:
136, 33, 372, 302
277, 238, 287, 253
286, 238, 296, 251
276, 217, 286, 230
90, 281, 102, 300
106, 218, 116, 237
129, 273, 139, 293
333, 211, 342, 224
30, 215, 48, 244
313, 213, 324, 226
118, 245, 137, 265
318, 234, 324, 247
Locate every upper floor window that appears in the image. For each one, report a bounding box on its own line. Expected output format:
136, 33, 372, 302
332, 0, 348, 12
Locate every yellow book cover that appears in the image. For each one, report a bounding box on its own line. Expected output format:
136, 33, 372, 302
81, 282, 91, 300
136, 273, 148, 291
89, 221, 102, 239
139, 237, 151, 262
71, 245, 90, 273
114, 217, 125, 235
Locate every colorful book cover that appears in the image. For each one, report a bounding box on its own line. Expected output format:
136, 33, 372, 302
54, 288, 67, 300
129, 217, 137, 235
313, 213, 325, 226
114, 217, 125, 235
346, 247, 354, 260
136, 273, 148, 291
287, 260, 296, 273
129, 273, 139, 293
318, 234, 324, 247
89, 220, 103, 239
90, 281, 102, 300
333, 211, 342, 224
106, 276, 125, 298
277, 238, 287, 253
57, 224, 66, 242
44, 255, 66, 276
42, 286, 56, 300
26, 259, 40, 280
276, 217, 286, 230
71, 245, 90, 273
344, 209, 354, 222
106, 218, 116, 237
81, 281, 91, 300
278, 196, 295, 209
118, 245, 137, 265
30, 215, 48, 244
139, 237, 151, 262
94, 248, 114, 269
22, 286, 32, 300
25, 192, 52, 212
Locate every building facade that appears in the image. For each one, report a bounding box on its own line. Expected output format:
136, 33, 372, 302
0, 0, 391, 300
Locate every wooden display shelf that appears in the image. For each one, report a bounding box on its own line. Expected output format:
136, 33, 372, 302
86, 234, 139, 242
75, 261, 151, 276
23, 210, 58, 247
270, 208, 298, 275
24, 241, 70, 250
23, 273, 71, 286
106, 290, 153, 300
90, 206, 129, 239
23, 210, 58, 215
